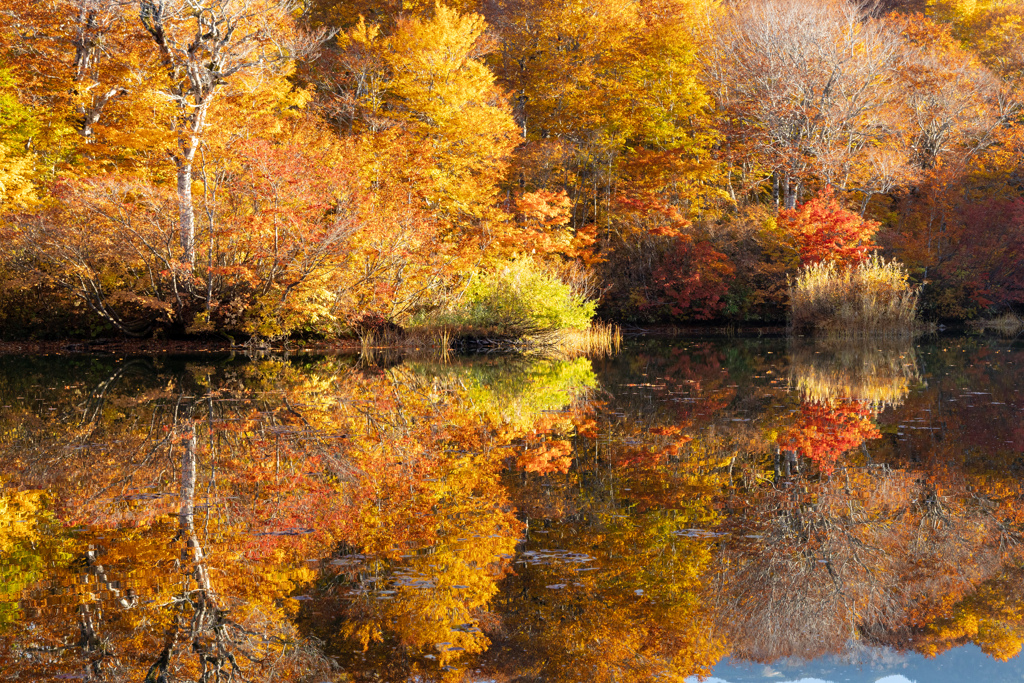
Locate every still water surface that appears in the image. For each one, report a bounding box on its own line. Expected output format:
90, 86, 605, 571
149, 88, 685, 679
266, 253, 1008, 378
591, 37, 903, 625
0, 337, 1022, 682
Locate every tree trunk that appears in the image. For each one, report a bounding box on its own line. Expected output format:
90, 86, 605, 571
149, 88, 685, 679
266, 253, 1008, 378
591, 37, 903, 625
783, 175, 801, 210
176, 102, 209, 271
177, 161, 196, 268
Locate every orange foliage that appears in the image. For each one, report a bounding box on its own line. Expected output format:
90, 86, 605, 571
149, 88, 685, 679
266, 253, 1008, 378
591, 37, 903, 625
779, 187, 880, 267
778, 400, 880, 474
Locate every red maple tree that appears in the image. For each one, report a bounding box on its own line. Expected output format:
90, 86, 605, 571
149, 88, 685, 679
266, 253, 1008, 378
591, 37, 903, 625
780, 186, 879, 267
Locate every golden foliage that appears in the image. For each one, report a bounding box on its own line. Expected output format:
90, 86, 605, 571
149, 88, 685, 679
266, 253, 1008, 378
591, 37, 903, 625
790, 340, 921, 409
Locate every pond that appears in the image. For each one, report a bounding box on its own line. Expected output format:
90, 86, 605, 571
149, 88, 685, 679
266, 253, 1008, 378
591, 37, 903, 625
0, 336, 1023, 682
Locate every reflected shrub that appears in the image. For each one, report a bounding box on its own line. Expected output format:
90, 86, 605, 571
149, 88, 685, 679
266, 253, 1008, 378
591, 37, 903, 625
412, 356, 596, 429
789, 340, 921, 410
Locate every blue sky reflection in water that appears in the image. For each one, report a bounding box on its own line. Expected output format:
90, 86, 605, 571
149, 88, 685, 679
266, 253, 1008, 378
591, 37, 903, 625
697, 643, 1024, 682
1, 336, 1024, 681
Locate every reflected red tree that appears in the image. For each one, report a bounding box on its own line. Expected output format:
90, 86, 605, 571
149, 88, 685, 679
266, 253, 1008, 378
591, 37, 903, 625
778, 400, 881, 474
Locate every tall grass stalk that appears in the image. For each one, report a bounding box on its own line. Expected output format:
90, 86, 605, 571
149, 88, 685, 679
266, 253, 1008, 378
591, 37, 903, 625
540, 321, 623, 357
358, 329, 378, 365
438, 328, 452, 363
790, 255, 920, 337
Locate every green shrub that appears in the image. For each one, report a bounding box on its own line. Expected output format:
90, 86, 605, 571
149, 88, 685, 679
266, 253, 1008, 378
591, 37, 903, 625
790, 255, 920, 336
433, 259, 596, 337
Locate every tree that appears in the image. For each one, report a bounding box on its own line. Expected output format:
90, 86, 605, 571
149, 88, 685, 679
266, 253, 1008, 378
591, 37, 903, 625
936, 197, 1024, 310
489, 0, 719, 321
136, 0, 320, 268
330, 4, 519, 251
0, 67, 39, 209
0, 0, 145, 158
928, 0, 1024, 86
706, 0, 908, 209
779, 186, 880, 266
890, 13, 1010, 172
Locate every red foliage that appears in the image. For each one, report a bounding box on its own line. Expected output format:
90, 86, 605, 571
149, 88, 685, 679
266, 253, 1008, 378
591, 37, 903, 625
779, 186, 879, 267
650, 235, 735, 320
943, 198, 1024, 309
516, 439, 574, 475
613, 193, 691, 237
778, 401, 880, 475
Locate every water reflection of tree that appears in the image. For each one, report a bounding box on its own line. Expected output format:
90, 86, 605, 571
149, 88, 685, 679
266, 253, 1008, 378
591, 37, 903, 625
775, 400, 880, 474
709, 341, 1024, 662
296, 357, 599, 678
868, 341, 1024, 660
586, 340, 1024, 668
0, 361, 341, 680
0, 359, 336, 678
487, 346, 736, 682
484, 510, 726, 683
3, 344, 1024, 679
0, 354, 567, 680
717, 454, 1024, 663
917, 564, 1024, 661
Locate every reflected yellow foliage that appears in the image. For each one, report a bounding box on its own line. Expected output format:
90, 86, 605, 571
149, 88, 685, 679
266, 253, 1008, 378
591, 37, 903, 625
0, 343, 1023, 681
0, 486, 46, 551
919, 569, 1024, 661
790, 340, 922, 410
331, 448, 519, 667
492, 508, 726, 683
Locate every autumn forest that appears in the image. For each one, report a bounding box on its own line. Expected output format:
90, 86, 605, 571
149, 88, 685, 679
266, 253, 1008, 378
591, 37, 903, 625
2, 0, 1024, 340
4, 1, 1024, 681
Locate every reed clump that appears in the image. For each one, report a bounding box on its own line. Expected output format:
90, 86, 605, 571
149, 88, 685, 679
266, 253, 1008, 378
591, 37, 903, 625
533, 321, 623, 357
790, 255, 921, 337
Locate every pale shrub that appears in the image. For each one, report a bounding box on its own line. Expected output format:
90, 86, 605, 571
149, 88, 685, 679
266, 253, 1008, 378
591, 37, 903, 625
790, 255, 920, 336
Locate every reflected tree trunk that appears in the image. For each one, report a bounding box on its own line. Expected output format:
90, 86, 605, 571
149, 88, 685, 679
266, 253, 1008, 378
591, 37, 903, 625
179, 417, 211, 593
148, 400, 238, 682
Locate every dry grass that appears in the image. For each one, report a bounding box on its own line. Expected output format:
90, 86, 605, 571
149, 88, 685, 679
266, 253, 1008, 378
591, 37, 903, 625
539, 321, 623, 357
351, 326, 452, 365
790, 256, 921, 337
789, 340, 921, 410
445, 320, 622, 357
359, 321, 622, 360
437, 327, 453, 362
358, 329, 376, 357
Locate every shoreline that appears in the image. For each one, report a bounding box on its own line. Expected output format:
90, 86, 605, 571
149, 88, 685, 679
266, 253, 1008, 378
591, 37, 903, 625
0, 322, 983, 356
0, 338, 359, 356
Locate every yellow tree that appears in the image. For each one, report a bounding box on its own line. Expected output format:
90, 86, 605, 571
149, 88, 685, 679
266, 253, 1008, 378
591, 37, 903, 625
335, 3, 519, 263
928, 0, 1024, 86
0, 68, 37, 210
490, 0, 716, 226
136, 0, 321, 267
307, 0, 485, 31
486, 0, 721, 322
0, 0, 336, 338
0, 0, 143, 160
